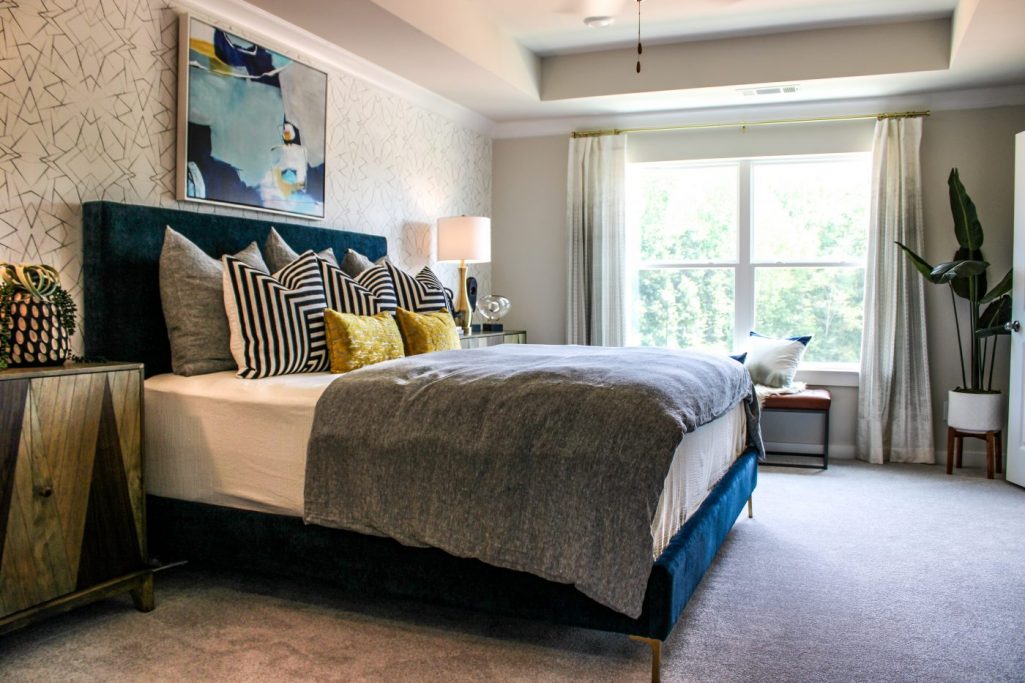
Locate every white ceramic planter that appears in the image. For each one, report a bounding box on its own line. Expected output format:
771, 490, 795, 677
948, 389, 1004, 433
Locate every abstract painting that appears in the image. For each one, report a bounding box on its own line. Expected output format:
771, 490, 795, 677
177, 16, 327, 218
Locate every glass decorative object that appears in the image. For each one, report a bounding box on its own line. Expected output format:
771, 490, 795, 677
477, 295, 510, 332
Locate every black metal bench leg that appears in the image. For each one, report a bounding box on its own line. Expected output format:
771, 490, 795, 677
822, 406, 830, 470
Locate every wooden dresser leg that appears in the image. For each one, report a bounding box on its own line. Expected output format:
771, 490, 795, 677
629, 635, 662, 683
946, 427, 955, 475
130, 573, 155, 613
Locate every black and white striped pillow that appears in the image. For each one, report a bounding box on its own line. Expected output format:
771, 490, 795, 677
384, 261, 448, 313
354, 264, 397, 313
319, 257, 386, 316
222, 250, 329, 378
414, 266, 455, 312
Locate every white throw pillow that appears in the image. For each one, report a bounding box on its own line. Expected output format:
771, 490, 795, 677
745, 333, 811, 388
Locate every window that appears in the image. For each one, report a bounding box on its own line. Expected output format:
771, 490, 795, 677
627, 153, 870, 365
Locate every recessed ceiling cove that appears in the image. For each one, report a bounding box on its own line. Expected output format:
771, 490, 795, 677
239, 0, 1025, 123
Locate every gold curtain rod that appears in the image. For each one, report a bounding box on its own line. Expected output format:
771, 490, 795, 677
569, 110, 930, 138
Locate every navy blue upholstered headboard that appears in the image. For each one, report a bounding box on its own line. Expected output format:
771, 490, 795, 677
82, 201, 387, 377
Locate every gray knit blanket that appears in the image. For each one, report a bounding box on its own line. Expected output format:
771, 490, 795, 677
304, 344, 761, 617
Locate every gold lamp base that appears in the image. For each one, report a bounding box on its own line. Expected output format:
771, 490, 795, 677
455, 260, 472, 336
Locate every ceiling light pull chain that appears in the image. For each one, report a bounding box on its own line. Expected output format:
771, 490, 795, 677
636, 0, 643, 73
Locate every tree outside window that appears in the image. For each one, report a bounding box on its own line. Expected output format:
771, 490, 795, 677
627, 154, 870, 365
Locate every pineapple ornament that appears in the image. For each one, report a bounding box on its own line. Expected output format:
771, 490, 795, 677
0, 263, 76, 368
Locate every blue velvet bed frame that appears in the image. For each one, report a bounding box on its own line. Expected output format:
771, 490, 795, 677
81, 200, 757, 678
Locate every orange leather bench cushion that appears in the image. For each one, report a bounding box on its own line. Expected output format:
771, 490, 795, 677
762, 388, 832, 411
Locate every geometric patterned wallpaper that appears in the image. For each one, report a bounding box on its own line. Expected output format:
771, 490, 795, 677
0, 0, 491, 350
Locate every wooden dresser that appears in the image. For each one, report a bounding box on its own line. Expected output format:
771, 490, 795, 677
460, 330, 527, 349
0, 362, 153, 635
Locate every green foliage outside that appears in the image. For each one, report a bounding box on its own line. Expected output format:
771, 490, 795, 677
751, 162, 868, 262
754, 267, 865, 362
637, 268, 734, 349
630, 158, 869, 363
638, 165, 737, 262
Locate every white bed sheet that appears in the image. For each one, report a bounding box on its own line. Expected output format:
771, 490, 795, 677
144, 371, 747, 557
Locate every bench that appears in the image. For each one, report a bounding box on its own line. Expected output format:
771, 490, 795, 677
760, 388, 831, 470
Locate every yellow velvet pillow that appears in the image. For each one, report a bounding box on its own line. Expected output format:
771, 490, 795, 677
394, 308, 461, 356
323, 309, 405, 373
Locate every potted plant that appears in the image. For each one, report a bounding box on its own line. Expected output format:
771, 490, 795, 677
897, 168, 1012, 433
0, 263, 76, 369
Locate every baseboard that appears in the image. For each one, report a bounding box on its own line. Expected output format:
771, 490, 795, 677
764, 441, 855, 459
762, 442, 1000, 467
935, 448, 996, 470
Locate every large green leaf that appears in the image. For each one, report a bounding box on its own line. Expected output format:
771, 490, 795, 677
932, 259, 989, 282
978, 295, 1011, 329
981, 268, 1012, 304
976, 325, 1010, 338
895, 242, 941, 283
948, 168, 984, 251
949, 247, 988, 300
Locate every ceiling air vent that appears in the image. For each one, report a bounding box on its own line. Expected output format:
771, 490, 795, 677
738, 85, 800, 97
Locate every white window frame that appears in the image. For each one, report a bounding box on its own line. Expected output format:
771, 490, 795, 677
626, 151, 870, 378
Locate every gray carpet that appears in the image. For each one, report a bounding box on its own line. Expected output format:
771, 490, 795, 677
2, 461, 1024, 682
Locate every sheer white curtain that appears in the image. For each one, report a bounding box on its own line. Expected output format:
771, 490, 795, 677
857, 116, 934, 464
566, 134, 627, 346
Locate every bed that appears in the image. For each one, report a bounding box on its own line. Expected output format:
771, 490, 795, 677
82, 200, 759, 682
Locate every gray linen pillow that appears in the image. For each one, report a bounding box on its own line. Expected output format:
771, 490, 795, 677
341, 248, 374, 278
159, 227, 268, 376
341, 248, 389, 278
265, 226, 337, 273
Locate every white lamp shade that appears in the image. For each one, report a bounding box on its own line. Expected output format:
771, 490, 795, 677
437, 216, 491, 263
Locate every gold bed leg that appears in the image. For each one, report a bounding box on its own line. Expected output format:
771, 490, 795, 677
747, 495, 753, 519
629, 635, 662, 683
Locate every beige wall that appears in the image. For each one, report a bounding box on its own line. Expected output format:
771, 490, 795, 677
491, 104, 1025, 461
492, 135, 569, 344
921, 106, 1025, 455
625, 119, 875, 161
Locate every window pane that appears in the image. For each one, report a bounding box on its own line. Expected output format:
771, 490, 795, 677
754, 267, 865, 363
752, 159, 869, 262
633, 165, 738, 262
635, 268, 734, 351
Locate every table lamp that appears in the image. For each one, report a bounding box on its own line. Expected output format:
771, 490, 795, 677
437, 215, 491, 335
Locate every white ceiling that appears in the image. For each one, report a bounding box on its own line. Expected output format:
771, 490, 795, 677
236, 0, 1025, 129
474, 0, 958, 55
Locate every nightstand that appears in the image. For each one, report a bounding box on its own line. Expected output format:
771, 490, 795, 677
0, 362, 152, 635
460, 330, 527, 349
